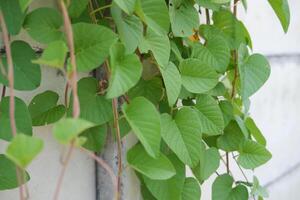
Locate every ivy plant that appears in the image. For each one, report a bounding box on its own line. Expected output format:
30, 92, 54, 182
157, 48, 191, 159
0, 0, 290, 199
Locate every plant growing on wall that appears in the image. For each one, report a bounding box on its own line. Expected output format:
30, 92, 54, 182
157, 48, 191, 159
0, 0, 290, 199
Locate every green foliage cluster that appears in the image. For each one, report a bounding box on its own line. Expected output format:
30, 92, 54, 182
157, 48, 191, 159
0, 0, 290, 199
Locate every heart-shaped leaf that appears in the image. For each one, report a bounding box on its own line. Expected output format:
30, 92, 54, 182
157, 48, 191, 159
32, 40, 68, 68
192, 36, 230, 73
0, 154, 30, 190
28, 90, 66, 126
106, 43, 142, 98
135, 0, 170, 35
53, 118, 95, 144
192, 147, 220, 182
238, 140, 272, 169
0, 0, 24, 35
195, 94, 224, 135
143, 154, 185, 200
127, 144, 176, 180
139, 28, 170, 67
212, 174, 249, 200
72, 23, 118, 71
217, 120, 246, 152
122, 97, 161, 158
0, 41, 41, 91
213, 11, 251, 49
159, 62, 181, 106
161, 107, 202, 167
68, 0, 89, 18
179, 58, 218, 94
169, 0, 199, 37
181, 177, 201, 200
68, 77, 113, 125
0, 97, 32, 141
6, 134, 44, 168
128, 77, 163, 105
24, 7, 64, 44
111, 4, 143, 53
80, 125, 107, 153
114, 0, 136, 14
238, 54, 271, 99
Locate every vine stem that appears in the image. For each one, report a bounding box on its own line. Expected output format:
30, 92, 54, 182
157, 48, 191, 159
80, 147, 118, 200
1, 85, 6, 100
226, 0, 240, 176
0, 11, 26, 200
89, 4, 112, 15
205, 8, 210, 25
53, 1, 80, 200
112, 98, 122, 200
53, 142, 75, 200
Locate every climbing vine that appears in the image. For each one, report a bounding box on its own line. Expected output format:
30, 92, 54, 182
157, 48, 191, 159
0, 0, 290, 200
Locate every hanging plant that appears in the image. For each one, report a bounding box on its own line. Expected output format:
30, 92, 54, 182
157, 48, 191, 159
0, 0, 290, 199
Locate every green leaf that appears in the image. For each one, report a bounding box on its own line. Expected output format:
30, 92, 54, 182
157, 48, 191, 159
127, 144, 176, 180
192, 36, 230, 73
251, 176, 269, 198
213, 11, 250, 49
32, 40, 68, 68
80, 125, 107, 153
161, 109, 202, 167
181, 177, 201, 200
195, 94, 224, 135
0, 154, 30, 190
212, 174, 249, 200
28, 90, 66, 126
111, 4, 143, 53
106, 43, 142, 98
192, 147, 220, 182
143, 154, 185, 200
135, 0, 170, 35
238, 140, 272, 169
268, 0, 290, 32
19, 0, 33, 12
169, 0, 199, 37
0, 41, 41, 91
159, 62, 181, 106
0, 0, 24, 35
68, 0, 89, 18
174, 107, 202, 166
23, 7, 64, 44
72, 23, 118, 71
196, 0, 222, 11
68, 77, 113, 125
122, 97, 161, 158
238, 54, 271, 99
53, 118, 95, 144
5, 134, 43, 168
179, 58, 218, 94
219, 100, 234, 127
114, 0, 136, 14
235, 116, 249, 138
245, 117, 266, 146
0, 97, 32, 141
128, 77, 163, 105
206, 82, 226, 97
139, 28, 170, 67
217, 120, 246, 152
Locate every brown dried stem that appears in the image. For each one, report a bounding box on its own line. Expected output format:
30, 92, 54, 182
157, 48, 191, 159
0, 11, 25, 200
53, 1, 81, 199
